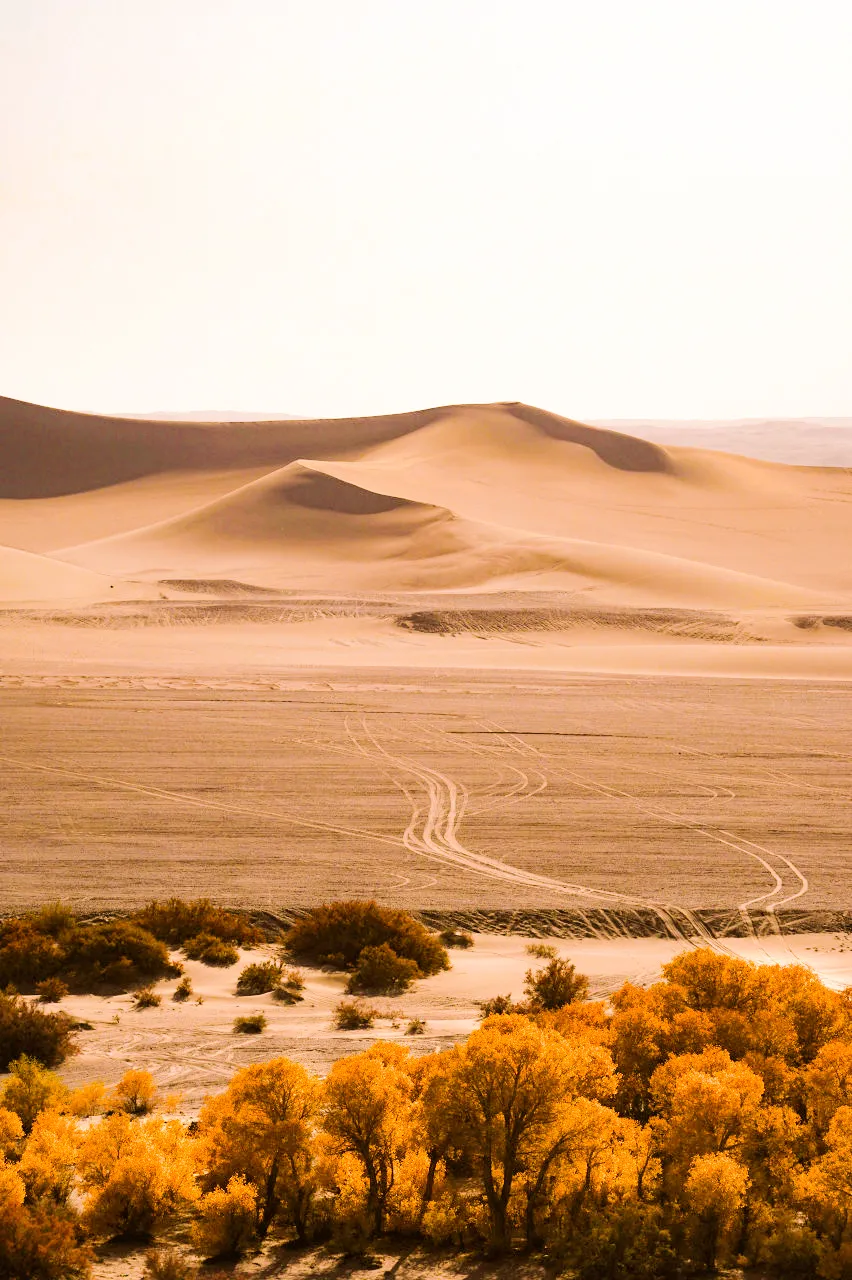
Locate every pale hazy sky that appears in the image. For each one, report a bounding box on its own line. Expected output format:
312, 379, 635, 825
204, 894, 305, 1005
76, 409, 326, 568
1, 0, 851, 419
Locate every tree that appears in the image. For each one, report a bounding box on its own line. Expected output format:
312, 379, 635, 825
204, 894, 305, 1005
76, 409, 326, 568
524, 957, 589, 1010
112, 1069, 158, 1116
321, 1042, 414, 1236
198, 1056, 319, 1241
684, 1152, 749, 1272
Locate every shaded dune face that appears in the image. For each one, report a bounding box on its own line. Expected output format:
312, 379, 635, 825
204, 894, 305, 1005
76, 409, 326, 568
282, 469, 412, 516
507, 403, 673, 474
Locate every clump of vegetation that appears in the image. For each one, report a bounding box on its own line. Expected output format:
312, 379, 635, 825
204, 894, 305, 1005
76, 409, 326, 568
134, 898, 262, 949
36, 976, 69, 1003
0, 993, 77, 1071
112, 1069, 157, 1116
477, 993, 518, 1018
144, 1247, 198, 1280
172, 976, 193, 1002
526, 941, 558, 960
235, 961, 283, 996
439, 928, 474, 949
271, 968, 305, 1005
285, 900, 449, 976
333, 999, 376, 1030
1, 1055, 68, 1131
192, 1175, 257, 1259
345, 943, 420, 995
182, 933, 238, 967
134, 985, 162, 1009
524, 956, 589, 1010
0, 908, 179, 993
405, 1018, 426, 1035
233, 1014, 266, 1035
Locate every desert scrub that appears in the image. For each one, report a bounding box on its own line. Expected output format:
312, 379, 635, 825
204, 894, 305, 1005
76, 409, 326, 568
143, 1247, 198, 1279
172, 976, 193, 1002
182, 933, 238, 967
439, 928, 474, 949
235, 961, 282, 996
285, 900, 449, 975
476, 993, 517, 1018
345, 943, 420, 995
333, 999, 377, 1030
526, 942, 558, 960
36, 977, 68, 1003
134, 985, 162, 1009
233, 1013, 266, 1034
134, 898, 262, 949
0, 993, 77, 1071
0, 910, 178, 993
405, 1018, 426, 1035
271, 969, 305, 1004
524, 957, 588, 1010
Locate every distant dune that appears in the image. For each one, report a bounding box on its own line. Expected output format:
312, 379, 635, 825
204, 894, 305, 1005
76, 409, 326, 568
0, 543, 125, 604
594, 418, 852, 467
1, 395, 851, 609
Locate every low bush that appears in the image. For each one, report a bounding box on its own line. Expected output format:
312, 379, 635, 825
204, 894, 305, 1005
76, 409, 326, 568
182, 933, 239, 967
134, 986, 161, 1009
285, 900, 449, 976
172, 976, 193, 1002
36, 976, 69, 1003
439, 928, 474, 949
524, 957, 589, 1010
271, 984, 303, 1005
112, 1069, 157, 1116
191, 1175, 257, 1259
1, 1056, 68, 1132
333, 999, 376, 1030
345, 943, 420, 995
406, 1018, 426, 1035
65, 920, 179, 989
477, 993, 517, 1018
135, 898, 262, 948
233, 1014, 266, 1034
235, 961, 282, 996
0, 1197, 92, 1280
0, 994, 77, 1071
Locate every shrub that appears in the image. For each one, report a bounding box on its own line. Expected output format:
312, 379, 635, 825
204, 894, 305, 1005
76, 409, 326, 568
281, 966, 305, 991
0, 1199, 93, 1280
182, 934, 238, 967
271, 984, 303, 1005
135, 898, 262, 948
172, 976, 193, 1002
405, 1018, 426, 1035
524, 957, 589, 1010
439, 928, 474, 949
477, 993, 517, 1017
36, 977, 69, 1003
526, 942, 558, 960
112, 1069, 157, 1115
233, 1014, 266, 1034
191, 1175, 258, 1259
333, 999, 376, 1030
1, 1056, 68, 1133
65, 920, 178, 989
144, 1248, 198, 1280
285, 900, 449, 976
0, 996, 77, 1072
345, 943, 420, 995
134, 986, 161, 1009
235, 961, 282, 996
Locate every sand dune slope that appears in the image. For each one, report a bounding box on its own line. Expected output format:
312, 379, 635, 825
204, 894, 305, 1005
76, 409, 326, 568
0, 544, 128, 604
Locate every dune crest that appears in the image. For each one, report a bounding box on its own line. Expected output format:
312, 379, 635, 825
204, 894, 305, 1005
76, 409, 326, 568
0, 543, 128, 604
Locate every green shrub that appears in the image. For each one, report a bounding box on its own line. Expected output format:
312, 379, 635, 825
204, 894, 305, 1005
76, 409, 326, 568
172, 976, 193, 1002
135, 898, 262, 948
233, 1014, 266, 1034
0, 995, 77, 1071
439, 928, 474, 949
333, 999, 376, 1030
134, 986, 161, 1009
345, 943, 420, 995
235, 961, 282, 996
524, 957, 588, 1010
285, 901, 449, 975
36, 977, 69, 1003
182, 933, 239, 967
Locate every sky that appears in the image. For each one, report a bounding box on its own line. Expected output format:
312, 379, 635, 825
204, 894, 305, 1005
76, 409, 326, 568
1, 0, 851, 420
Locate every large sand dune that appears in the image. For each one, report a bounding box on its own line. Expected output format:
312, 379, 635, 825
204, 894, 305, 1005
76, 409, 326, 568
0, 543, 127, 604
2, 395, 851, 610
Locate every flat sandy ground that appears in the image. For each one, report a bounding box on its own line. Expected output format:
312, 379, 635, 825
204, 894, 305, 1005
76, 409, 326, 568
1, 663, 849, 914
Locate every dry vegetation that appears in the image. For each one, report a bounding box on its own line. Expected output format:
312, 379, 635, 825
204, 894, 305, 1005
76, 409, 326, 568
6, 949, 852, 1277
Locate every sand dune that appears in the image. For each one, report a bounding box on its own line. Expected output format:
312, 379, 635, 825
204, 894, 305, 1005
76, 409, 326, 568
2, 395, 852, 609
0, 543, 129, 604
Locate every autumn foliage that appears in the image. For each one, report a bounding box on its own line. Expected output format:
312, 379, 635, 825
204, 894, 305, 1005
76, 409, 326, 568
9, 947, 852, 1276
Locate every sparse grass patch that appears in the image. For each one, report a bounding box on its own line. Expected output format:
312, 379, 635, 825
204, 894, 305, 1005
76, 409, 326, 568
333, 999, 377, 1030
143, 1247, 198, 1279
133, 985, 161, 1010
526, 942, 558, 960
233, 1013, 266, 1034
